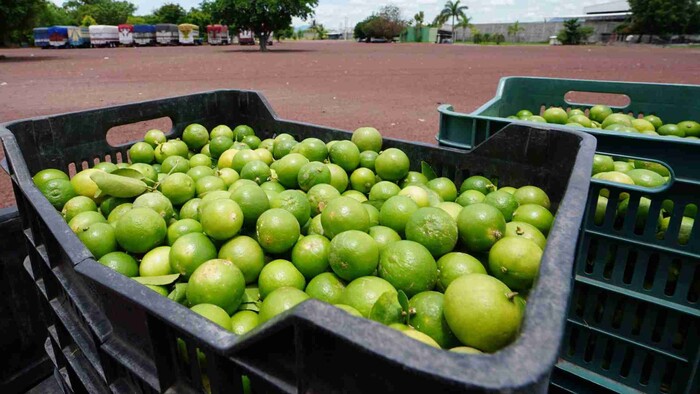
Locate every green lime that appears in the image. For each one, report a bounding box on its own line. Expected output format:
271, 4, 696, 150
342, 190, 367, 202
133, 192, 175, 221
307, 184, 341, 216
190, 304, 232, 331
505, 221, 547, 250
460, 176, 495, 195
405, 207, 458, 257
329, 140, 360, 172
186, 166, 215, 182
179, 198, 202, 221
602, 113, 633, 129
512, 204, 554, 235
195, 175, 226, 197
200, 199, 243, 241
369, 181, 401, 201
144, 129, 167, 147
167, 219, 203, 245
62, 196, 98, 222
33, 168, 69, 189
409, 291, 460, 348
592, 154, 615, 175
444, 274, 524, 353
218, 236, 265, 284
99, 197, 130, 217
98, 251, 139, 277
307, 214, 325, 236
169, 232, 218, 278
374, 148, 409, 181
437, 202, 463, 221
349, 168, 376, 194
189, 154, 212, 168
658, 124, 685, 137
217, 148, 239, 169
159, 173, 195, 205
427, 177, 458, 202
352, 127, 383, 152
321, 196, 370, 239
516, 109, 534, 119
378, 195, 418, 235
589, 105, 613, 123
335, 304, 363, 317
210, 125, 233, 140
368, 225, 401, 250
272, 138, 298, 160
401, 171, 428, 187
484, 191, 519, 221
488, 237, 543, 291
271, 190, 311, 227
378, 240, 437, 297
139, 246, 172, 276
626, 169, 666, 188
340, 276, 397, 318
69, 210, 107, 233
513, 186, 550, 210
93, 162, 118, 173
209, 136, 234, 159
233, 125, 255, 141
456, 190, 486, 207
230, 184, 270, 228
115, 207, 166, 253
327, 163, 349, 192
187, 259, 246, 314
305, 272, 345, 304
436, 252, 486, 291
256, 208, 300, 254
107, 203, 133, 224
359, 150, 378, 171
294, 138, 328, 162
40, 178, 77, 210
329, 230, 379, 281
298, 162, 331, 192
292, 234, 331, 280
258, 287, 309, 324
258, 259, 306, 300
240, 160, 271, 185
230, 310, 259, 335
271, 153, 308, 189
77, 222, 117, 259
542, 107, 568, 124
457, 203, 506, 252
129, 142, 155, 164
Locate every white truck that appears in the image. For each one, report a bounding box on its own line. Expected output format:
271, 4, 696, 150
89, 25, 119, 47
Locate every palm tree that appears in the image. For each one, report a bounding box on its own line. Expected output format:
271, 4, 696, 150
431, 12, 449, 28
440, 0, 469, 42
507, 21, 525, 43
456, 15, 472, 42
414, 11, 425, 42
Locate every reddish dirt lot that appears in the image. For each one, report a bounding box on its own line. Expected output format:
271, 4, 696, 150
1, 41, 699, 208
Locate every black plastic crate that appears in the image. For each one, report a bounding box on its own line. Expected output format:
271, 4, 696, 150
1, 90, 595, 393
0, 207, 53, 393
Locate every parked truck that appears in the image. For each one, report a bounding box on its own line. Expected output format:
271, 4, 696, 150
89, 25, 119, 47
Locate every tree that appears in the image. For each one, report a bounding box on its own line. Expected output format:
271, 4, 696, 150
456, 15, 471, 42
81, 15, 97, 26
493, 33, 505, 45
431, 12, 449, 28
310, 23, 327, 40
275, 25, 295, 41
507, 21, 524, 42
212, 0, 317, 51
557, 19, 594, 45
0, 0, 44, 46
184, 6, 212, 35
64, 1, 136, 25
127, 15, 147, 25
354, 15, 376, 42
360, 5, 407, 41
153, 3, 186, 24
628, 0, 699, 40
439, 0, 468, 42
414, 11, 424, 42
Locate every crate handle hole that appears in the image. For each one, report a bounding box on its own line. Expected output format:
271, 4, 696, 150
106, 116, 173, 148
564, 91, 631, 108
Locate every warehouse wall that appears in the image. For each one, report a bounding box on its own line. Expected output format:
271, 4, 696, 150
454, 21, 624, 43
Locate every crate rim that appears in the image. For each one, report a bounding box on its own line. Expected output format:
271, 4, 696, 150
2, 89, 597, 390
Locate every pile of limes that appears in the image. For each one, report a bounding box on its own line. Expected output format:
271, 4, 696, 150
510, 105, 700, 139
591, 154, 695, 244
34, 123, 556, 355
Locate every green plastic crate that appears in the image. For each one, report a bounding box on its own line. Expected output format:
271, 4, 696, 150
437, 76, 700, 150
435, 77, 700, 394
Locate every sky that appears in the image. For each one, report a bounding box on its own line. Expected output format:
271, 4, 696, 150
51, 0, 625, 30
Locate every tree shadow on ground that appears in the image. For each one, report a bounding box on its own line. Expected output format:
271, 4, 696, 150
218, 48, 317, 54
0, 55, 59, 63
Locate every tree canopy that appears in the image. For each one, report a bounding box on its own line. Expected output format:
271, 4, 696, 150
354, 5, 407, 42
628, 0, 700, 37
212, 0, 317, 51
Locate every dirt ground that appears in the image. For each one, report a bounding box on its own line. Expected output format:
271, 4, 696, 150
1, 41, 699, 208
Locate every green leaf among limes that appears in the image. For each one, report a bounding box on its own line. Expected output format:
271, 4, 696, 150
133, 273, 180, 286
421, 161, 437, 181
